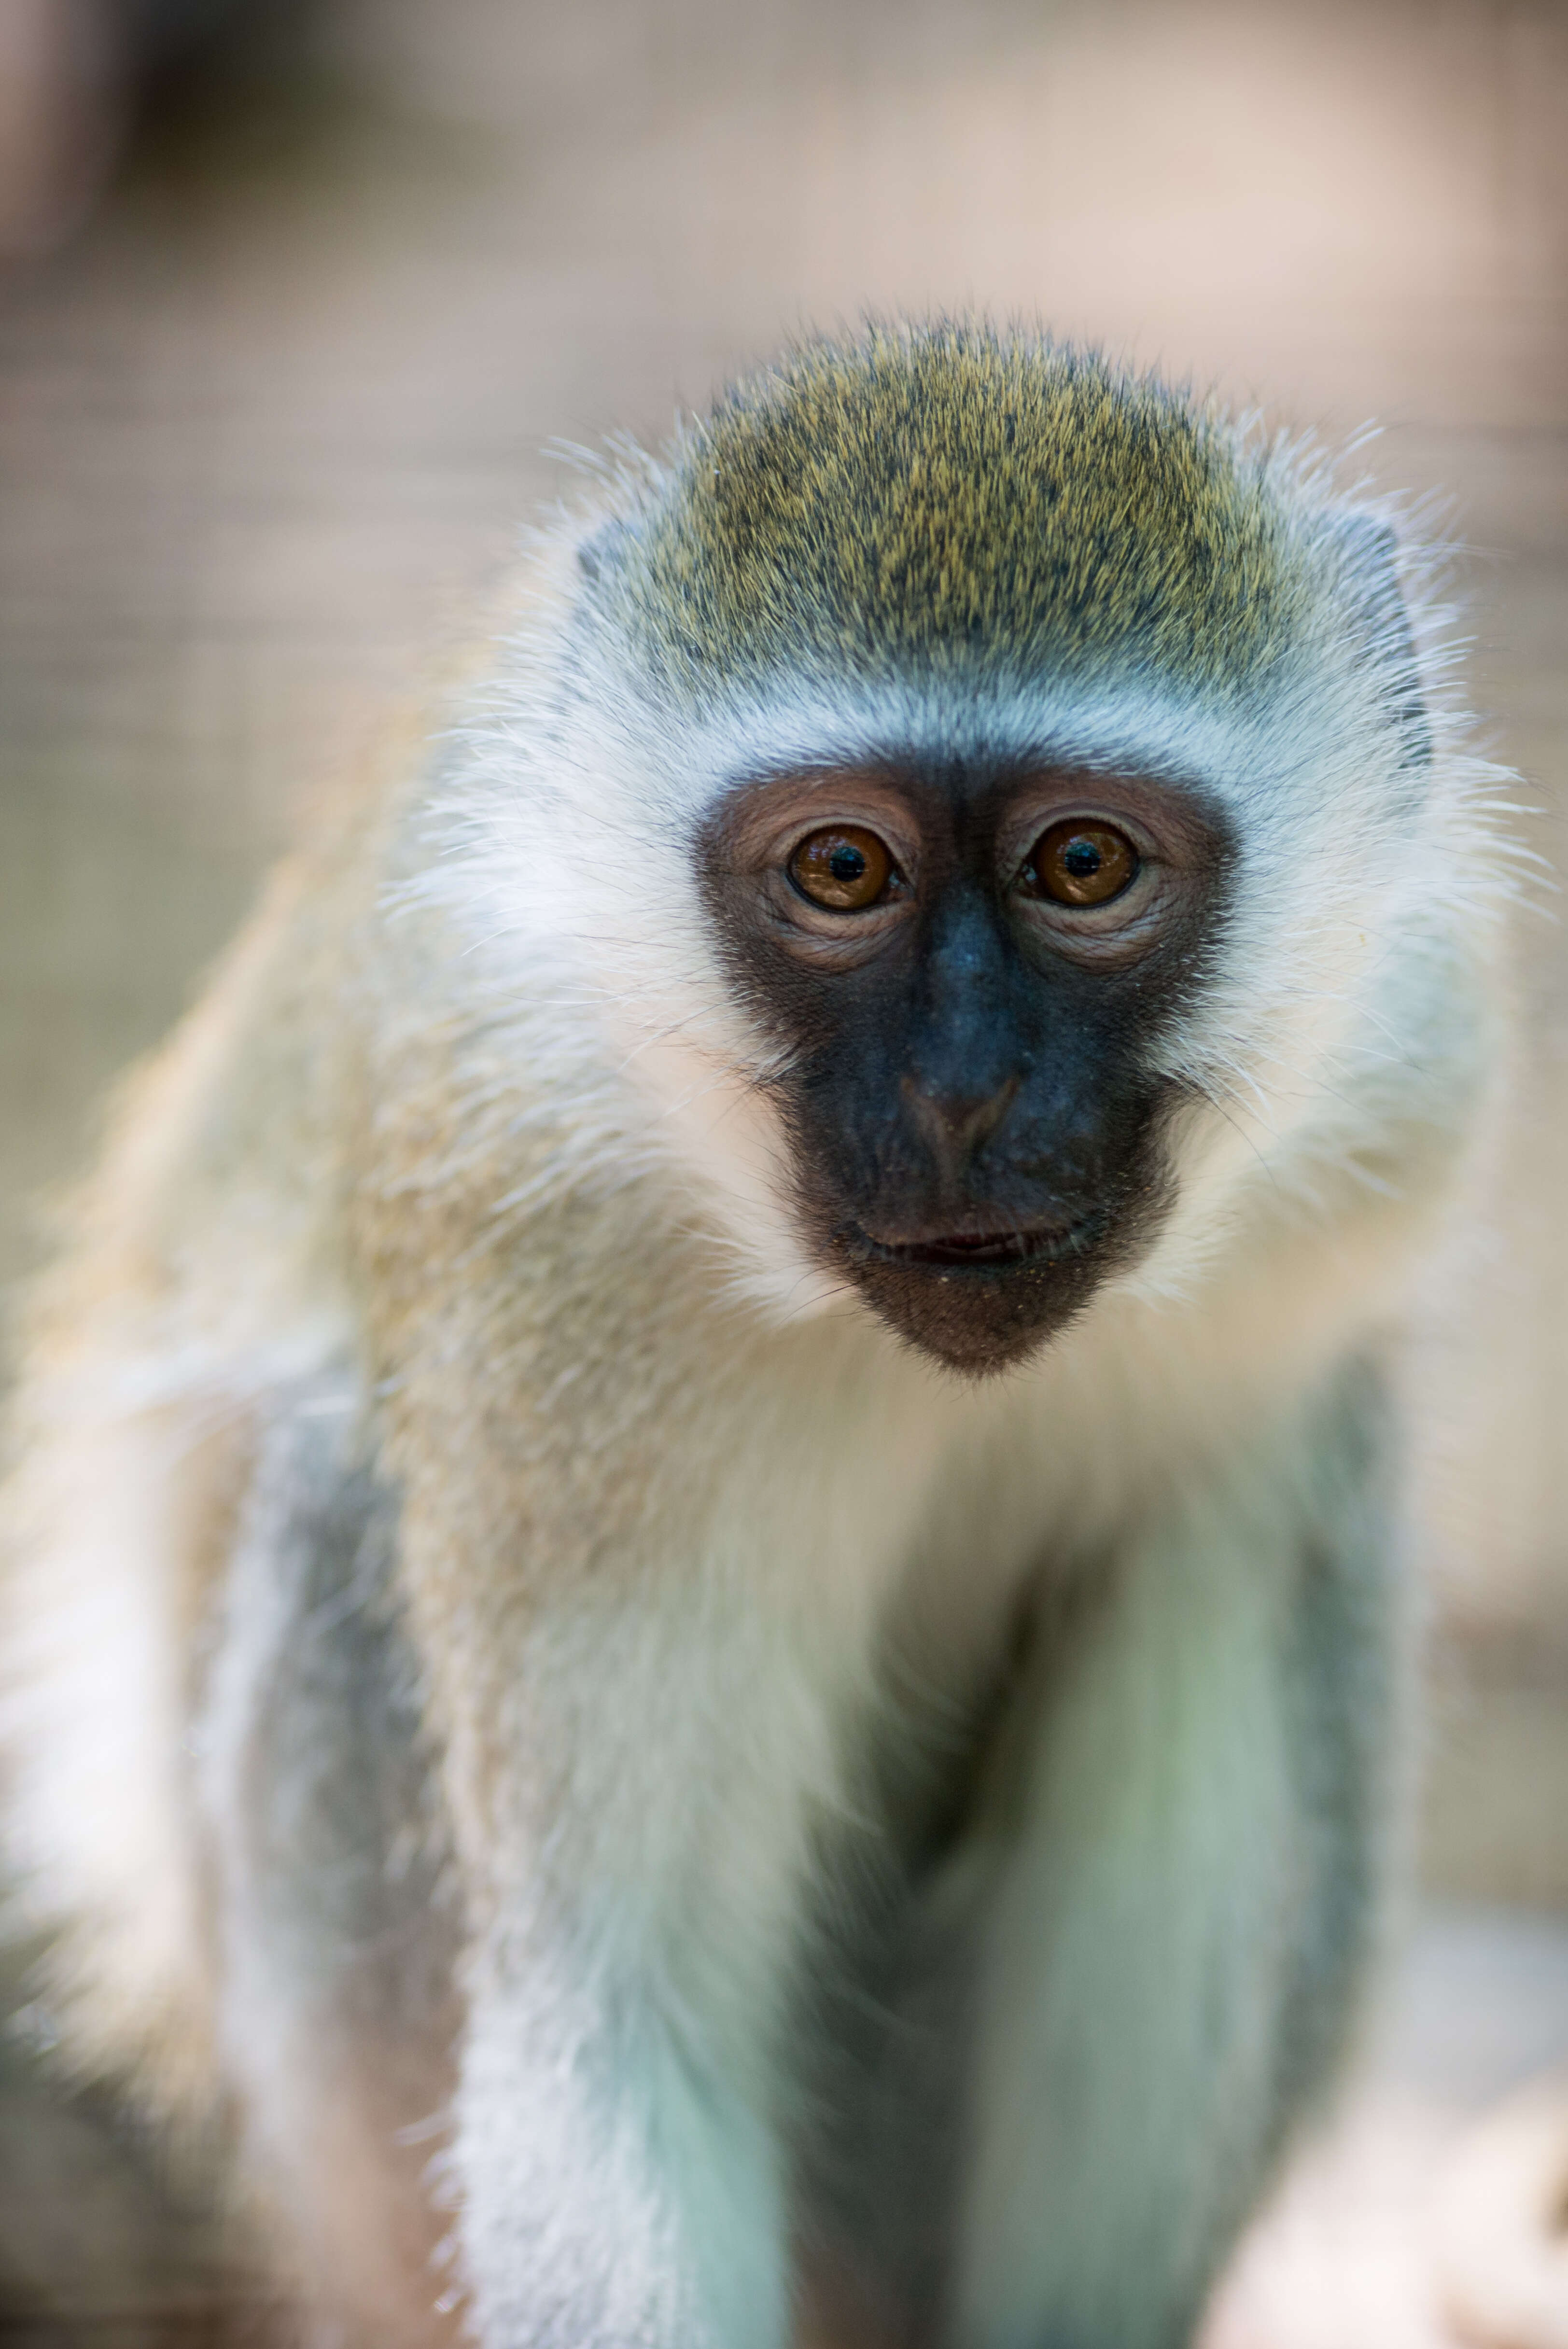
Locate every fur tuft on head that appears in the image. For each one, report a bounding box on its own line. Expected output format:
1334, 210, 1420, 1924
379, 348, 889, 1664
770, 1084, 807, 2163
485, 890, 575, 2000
594, 321, 1302, 702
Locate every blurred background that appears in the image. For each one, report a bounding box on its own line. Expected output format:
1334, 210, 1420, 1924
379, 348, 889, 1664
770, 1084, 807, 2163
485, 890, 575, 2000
0, 0, 1565, 2340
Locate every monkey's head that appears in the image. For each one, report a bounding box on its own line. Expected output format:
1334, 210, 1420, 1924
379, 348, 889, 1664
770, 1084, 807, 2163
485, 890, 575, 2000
455, 324, 1478, 1376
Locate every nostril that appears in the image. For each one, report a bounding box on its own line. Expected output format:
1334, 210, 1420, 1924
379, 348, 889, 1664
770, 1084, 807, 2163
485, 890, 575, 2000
901, 1074, 1020, 1164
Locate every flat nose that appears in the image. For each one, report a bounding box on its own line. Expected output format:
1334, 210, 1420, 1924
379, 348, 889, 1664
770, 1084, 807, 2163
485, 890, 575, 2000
902, 1073, 1020, 1182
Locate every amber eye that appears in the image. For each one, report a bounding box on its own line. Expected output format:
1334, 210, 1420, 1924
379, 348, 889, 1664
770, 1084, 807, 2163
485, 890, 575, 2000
1023, 820, 1139, 908
789, 825, 895, 912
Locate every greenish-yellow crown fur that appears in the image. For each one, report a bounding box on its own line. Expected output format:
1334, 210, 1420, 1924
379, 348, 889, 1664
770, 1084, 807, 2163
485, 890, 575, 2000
603, 324, 1303, 701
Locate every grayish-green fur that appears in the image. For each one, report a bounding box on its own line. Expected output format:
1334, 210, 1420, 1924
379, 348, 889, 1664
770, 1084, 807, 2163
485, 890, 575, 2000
595, 323, 1344, 703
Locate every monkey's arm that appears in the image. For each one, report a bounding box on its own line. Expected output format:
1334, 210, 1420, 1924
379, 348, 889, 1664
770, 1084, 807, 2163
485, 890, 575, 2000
454, 1918, 791, 2349
954, 1356, 1400, 2349
440, 1569, 812, 2349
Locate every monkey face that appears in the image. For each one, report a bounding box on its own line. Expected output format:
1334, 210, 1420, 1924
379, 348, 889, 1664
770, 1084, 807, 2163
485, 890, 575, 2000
699, 756, 1233, 1374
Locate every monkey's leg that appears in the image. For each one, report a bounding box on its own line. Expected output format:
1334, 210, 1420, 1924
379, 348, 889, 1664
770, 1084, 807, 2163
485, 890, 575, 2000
953, 1356, 1400, 2349
197, 1372, 463, 2345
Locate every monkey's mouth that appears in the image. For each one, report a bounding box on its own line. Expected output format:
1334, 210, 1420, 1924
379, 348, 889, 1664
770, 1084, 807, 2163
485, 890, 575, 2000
851, 1210, 1107, 1272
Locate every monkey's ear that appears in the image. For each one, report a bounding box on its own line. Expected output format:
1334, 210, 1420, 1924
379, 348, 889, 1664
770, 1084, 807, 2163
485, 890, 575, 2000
576, 518, 632, 588
1331, 512, 1431, 770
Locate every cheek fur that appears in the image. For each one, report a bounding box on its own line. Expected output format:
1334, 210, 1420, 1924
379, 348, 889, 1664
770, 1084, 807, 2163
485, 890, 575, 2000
607, 1018, 848, 1318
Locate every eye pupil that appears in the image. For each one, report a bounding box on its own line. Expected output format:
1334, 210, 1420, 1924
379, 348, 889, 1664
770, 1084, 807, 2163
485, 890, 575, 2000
829, 845, 868, 883
1062, 839, 1103, 879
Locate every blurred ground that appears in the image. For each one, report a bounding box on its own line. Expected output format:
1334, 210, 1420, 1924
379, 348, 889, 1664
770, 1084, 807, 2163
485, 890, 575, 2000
1, 0, 1567, 2337
1204, 1909, 1568, 2349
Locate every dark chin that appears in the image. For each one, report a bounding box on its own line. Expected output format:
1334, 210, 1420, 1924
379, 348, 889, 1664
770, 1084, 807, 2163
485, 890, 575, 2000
843, 1248, 1114, 1376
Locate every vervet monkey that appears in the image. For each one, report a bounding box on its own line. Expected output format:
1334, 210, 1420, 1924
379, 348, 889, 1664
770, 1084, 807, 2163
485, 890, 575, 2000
0, 323, 1509, 2349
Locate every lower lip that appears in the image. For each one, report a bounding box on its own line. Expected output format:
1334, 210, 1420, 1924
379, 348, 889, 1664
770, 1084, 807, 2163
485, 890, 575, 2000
853, 1213, 1106, 1271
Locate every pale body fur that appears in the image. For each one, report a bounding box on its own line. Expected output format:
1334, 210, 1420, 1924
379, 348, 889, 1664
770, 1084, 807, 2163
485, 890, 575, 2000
0, 351, 1508, 2349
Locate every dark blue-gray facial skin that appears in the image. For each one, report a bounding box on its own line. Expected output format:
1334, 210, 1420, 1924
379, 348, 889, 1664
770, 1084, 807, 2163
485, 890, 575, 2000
698, 750, 1236, 1375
